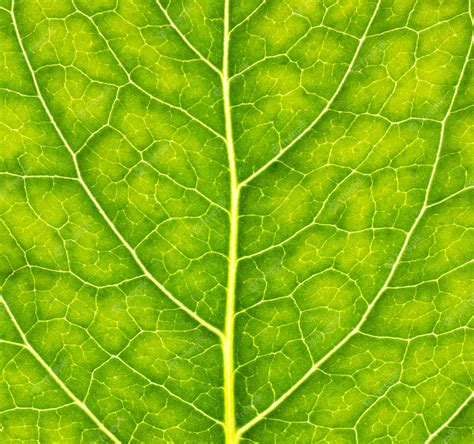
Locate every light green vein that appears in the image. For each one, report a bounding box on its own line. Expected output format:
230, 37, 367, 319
154, 0, 222, 75
235, 2, 472, 438
425, 393, 473, 443
238, 0, 383, 188
0, 296, 120, 443
9, 0, 224, 340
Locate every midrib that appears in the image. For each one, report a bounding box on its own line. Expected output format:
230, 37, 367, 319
222, 0, 239, 442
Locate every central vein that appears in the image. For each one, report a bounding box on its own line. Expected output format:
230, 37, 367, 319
222, 0, 239, 443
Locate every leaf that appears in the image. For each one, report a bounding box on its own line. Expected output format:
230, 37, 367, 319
0, 0, 472, 442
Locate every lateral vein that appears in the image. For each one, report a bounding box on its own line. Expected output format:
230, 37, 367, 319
154, 0, 222, 75
9, 2, 223, 340
0, 297, 121, 443
239, 0, 383, 188
236, 1, 472, 438
425, 392, 473, 443
71, 2, 226, 142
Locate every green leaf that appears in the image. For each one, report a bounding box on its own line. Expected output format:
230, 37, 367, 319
0, 0, 472, 442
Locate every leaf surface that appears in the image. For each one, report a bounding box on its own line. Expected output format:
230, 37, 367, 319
0, 0, 473, 443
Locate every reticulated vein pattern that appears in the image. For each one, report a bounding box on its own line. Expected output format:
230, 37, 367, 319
0, 0, 472, 443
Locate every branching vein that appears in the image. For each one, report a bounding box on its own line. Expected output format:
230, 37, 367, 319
9, 1, 223, 340
0, 297, 120, 443
235, 3, 472, 437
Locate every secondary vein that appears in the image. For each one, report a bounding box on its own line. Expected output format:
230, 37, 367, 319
235, 8, 472, 436
238, 0, 383, 188
9, 1, 223, 339
0, 296, 121, 443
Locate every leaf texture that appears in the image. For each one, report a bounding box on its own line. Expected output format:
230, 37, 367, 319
0, 0, 473, 443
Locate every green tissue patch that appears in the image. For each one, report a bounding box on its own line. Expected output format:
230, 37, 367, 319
0, 0, 472, 443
